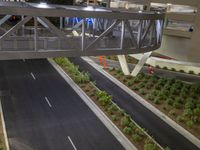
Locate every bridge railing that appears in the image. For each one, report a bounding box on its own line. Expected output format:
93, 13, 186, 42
0, 2, 165, 60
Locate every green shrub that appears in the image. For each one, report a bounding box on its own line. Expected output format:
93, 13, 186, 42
176, 115, 185, 123
193, 108, 200, 116
176, 97, 185, 105
191, 116, 199, 124
185, 101, 195, 110
96, 91, 112, 106
133, 78, 140, 83
144, 143, 157, 150
173, 102, 182, 109
127, 81, 133, 87
163, 66, 168, 70
165, 147, 171, 150
151, 90, 159, 96
183, 109, 193, 117
166, 98, 174, 106
138, 83, 145, 88
139, 89, 146, 95
155, 65, 160, 69
154, 98, 160, 105
132, 86, 139, 91
121, 116, 130, 127
146, 94, 155, 101
111, 115, 118, 121
180, 70, 185, 73
169, 110, 176, 116
145, 83, 153, 89
132, 134, 142, 142
171, 68, 176, 71
186, 120, 194, 128
155, 84, 162, 90
189, 70, 194, 74
123, 126, 132, 135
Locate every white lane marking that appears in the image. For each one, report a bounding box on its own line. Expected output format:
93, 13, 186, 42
45, 97, 52, 108
67, 136, 77, 150
30, 72, 36, 80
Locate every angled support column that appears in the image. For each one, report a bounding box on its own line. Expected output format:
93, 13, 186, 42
0, 15, 11, 26
38, 17, 66, 38
0, 16, 32, 41
117, 55, 130, 75
131, 51, 152, 76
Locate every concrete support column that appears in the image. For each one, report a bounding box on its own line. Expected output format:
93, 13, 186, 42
131, 52, 152, 76
117, 55, 130, 75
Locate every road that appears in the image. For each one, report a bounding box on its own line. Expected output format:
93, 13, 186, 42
90, 56, 200, 83
0, 59, 124, 150
70, 57, 200, 150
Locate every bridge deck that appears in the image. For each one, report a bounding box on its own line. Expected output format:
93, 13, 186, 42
0, 2, 165, 60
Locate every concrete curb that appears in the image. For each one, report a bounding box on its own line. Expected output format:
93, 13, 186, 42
82, 56, 200, 149
48, 58, 137, 150
0, 99, 10, 150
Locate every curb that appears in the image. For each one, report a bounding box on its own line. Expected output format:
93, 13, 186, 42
48, 58, 137, 150
82, 56, 200, 149
0, 99, 10, 150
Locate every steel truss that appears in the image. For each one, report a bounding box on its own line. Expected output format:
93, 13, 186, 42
0, 1, 165, 60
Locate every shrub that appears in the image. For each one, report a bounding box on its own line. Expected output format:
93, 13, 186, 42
166, 98, 174, 106
121, 116, 130, 127
144, 143, 157, 150
173, 102, 182, 109
191, 116, 199, 124
193, 108, 200, 116
169, 110, 176, 116
155, 84, 162, 90
180, 70, 185, 73
146, 94, 155, 101
183, 109, 193, 117
171, 68, 176, 71
132, 86, 139, 91
132, 134, 142, 142
111, 115, 118, 121
123, 126, 132, 135
151, 90, 159, 96
127, 81, 133, 87
155, 65, 160, 69
96, 91, 112, 106
145, 83, 153, 89
186, 120, 194, 128
133, 78, 140, 83
107, 104, 118, 115
176, 97, 185, 105
176, 115, 185, 123
189, 70, 194, 74
163, 66, 168, 70
185, 101, 195, 110
139, 89, 146, 95
138, 83, 145, 88
154, 98, 160, 105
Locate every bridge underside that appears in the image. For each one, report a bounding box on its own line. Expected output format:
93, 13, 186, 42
0, 2, 164, 60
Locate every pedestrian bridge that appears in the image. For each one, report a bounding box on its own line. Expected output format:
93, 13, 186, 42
0, 2, 165, 60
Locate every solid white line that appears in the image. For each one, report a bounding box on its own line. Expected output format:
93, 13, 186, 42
45, 97, 52, 108
67, 136, 77, 150
0, 99, 10, 150
30, 72, 36, 80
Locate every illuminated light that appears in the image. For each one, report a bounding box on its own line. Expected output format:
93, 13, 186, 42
167, 3, 172, 6
83, 6, 94, 11
138, 10, 142, 13
38, 2, 49, 8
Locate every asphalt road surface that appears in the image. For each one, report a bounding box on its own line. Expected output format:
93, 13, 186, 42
0, 59, 124, 150
70, 57, 200, 150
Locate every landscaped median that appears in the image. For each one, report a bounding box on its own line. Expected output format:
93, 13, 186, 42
53, 57, 164, 150
105, 67, 200, 140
